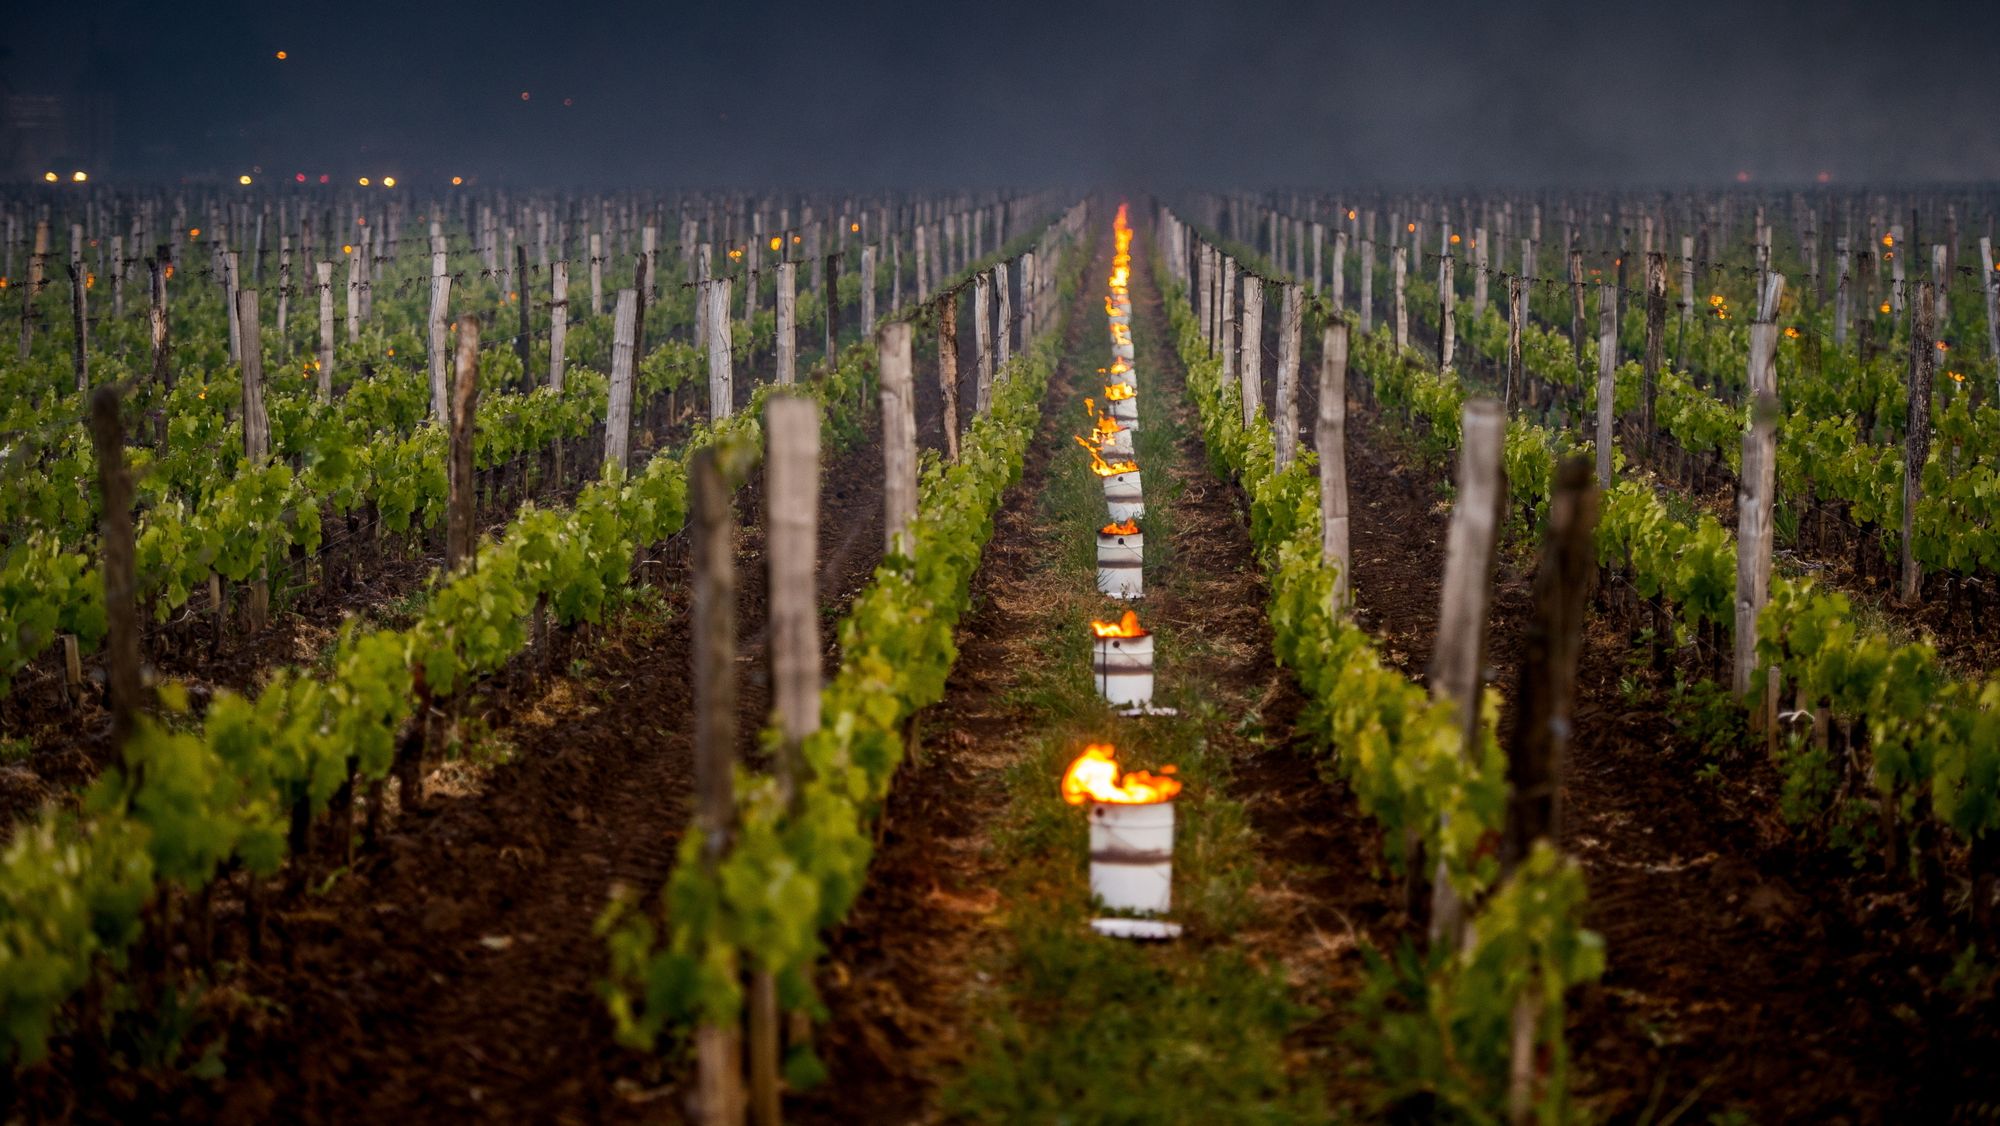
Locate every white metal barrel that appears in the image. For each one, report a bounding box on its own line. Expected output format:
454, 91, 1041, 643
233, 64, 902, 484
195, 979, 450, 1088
1096, 527, 1143, 599
1102, 470, 1144, 521
1089, 800, 1174, 915
1093, 633, 1154, 707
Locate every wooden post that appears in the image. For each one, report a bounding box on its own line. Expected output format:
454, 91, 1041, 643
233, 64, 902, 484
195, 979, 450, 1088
1472, 228, 1489, 317
1318, 323, 1352, 612
1239, 275, 1264, 425
345, 250, 361, 344
1428, 399, 1507, 950
1359, 238, 1374, 333
914, 225, 930, 302
860, 245, 878, 330
238, 290, 269, 464
276, 239, 291, 345
1735, 274, 1784, 708
1505, 276, 1525, 412
1498, 456, 1597, 1126
1834, 237, 1852, 348
549, 260, 569, 392
1643, 251, 1667, 449
513, 244, 533, 386
995, 260, 1012, 370
1594, 283, 1616, 485
1019, 251, 1036, 343
1981, 236, 1999, 389
68, 261, 88, 392
605, 289, 638, 474
1568, 248, 1588, 375
317, 261, 336, 395
1901, 279, 1936, 604
1332, 230, 1349, 312
1392, 246, 1409, 352
88, 385, 144, 747
446, 315, 481, 572
150, 253, 171, 395
689, 445, 746, 1126
1439, 250, 1457, 371
590, 232, 604, 315
1275, 283, 1302, 469
973, 270, 994, 414
775, 261, 798, 384
878, 322, 918, 554
427, 250, 451, 418
822, 252, 838, 359
1220, 257, 1239, 381
938, 295, 961, 461
708, 278, 734, 419
1502, 456, 1598, 868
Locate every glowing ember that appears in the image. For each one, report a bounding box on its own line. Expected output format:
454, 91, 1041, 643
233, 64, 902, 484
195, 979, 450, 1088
1062, 744, 1179, 806
1090, 610, 1148, 639
1075, 436, 1138, 476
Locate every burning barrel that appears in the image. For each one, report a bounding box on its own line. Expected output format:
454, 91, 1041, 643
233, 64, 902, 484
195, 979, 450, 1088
1104, 382, 1138, 428
1061, 744, 1179, 922
1090, 611, 1154, 707
1096, 519, 1143, 599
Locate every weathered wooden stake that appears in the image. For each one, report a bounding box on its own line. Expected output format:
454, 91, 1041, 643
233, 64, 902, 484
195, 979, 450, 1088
317, 261, 336, 394
88, 385, 144, 747
446, 315, 481, 572
995, 260, 1012, 370
549, 261, 569, 392
1594, 283, 1616, 485
1239, 275, 1264, 426
1318, 322, 1352, 612
878, 322, 918, 554
1392, 246, 1409, 352
690, 445, 746, 1126
1505, 276, 1525, 412
1901, 280, 1936, 604
938, 295, 961, 462
973, 271, 994, 414
1275, 283, 1302, 469
708, 278, 735, 419
1734, 274, 1784, 718
1428, 399, 1507, 950
604, 289, 638, 474
69, 262, 88, 392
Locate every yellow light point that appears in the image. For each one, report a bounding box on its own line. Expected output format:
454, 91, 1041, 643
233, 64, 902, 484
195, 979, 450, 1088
387, 347, 395, 356
85, 274, 95, 288
239, 174, 252, 185
1879, 302, 1892, 314
189, 227, 201, 238
728, 248, 743, 260
1450, 233, 1461, 244
1407, 222, 1416, 233
1882, 235, 1894, 247
1347, 209, 1356, 220
71, 171, 87, 183
791, 235, 801, 244
769, 236, 782, 251
1785, 326, 1800, 338
1950, 371, 1965, 383
342, 244, 353, 255
1708, 294, 1724, 307
451, 176, 464, 186
849, 223, 860, 233
358, 177, 370, 186
382, 176, 396, 187
1936, 340, 1949, 352
42, 172, 56, 183
276, 50, 287, 59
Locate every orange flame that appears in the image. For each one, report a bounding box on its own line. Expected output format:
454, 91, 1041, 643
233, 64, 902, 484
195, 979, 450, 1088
1103, 383, 1135, 401
1075, 436, 1138, 476
1101, 519, 1139, 535
1062, 744, 1179, 806
1090, 610, 1148, 639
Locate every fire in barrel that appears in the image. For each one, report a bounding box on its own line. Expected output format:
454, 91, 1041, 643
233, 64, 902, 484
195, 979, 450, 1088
1089, 609, 1153, 706
1061, 744, 1180, 930
1077, 437, 1143, 521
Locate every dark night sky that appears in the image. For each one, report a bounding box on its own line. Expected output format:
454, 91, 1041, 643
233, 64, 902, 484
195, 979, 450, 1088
7, 0, 1999, 187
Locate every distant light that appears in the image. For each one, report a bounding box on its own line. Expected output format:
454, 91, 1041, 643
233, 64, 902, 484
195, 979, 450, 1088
42, 171, 57, 183
520, 91, 531, 101
342, 244, 354, 255
296, 172, 307, 183
358, 177, 370, 186
1347, 209, 1356, 220
769, 236, 781, 251
849, 222, 860, 233
318, 174, 330, 184
451, 176, 463, 186
791, 234, 801, 244
1881, 234, 1894, 247
189, 228, 201, 238
1816, 170, 1832, 184
382, 176, 397, 187
1735, 170, 1751, 183
563, 97, 573, 107
239, 174, 253, 185
276, 50, 288, 60
72, 171, 88, 182
1406, 222, 1415, 232
1449, 233, 1461, 244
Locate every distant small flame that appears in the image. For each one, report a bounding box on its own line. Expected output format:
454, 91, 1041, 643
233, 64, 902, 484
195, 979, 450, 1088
1101, 519, 1139, 535
1090, 610, 1148, 639
1062, 744, 1179, 806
